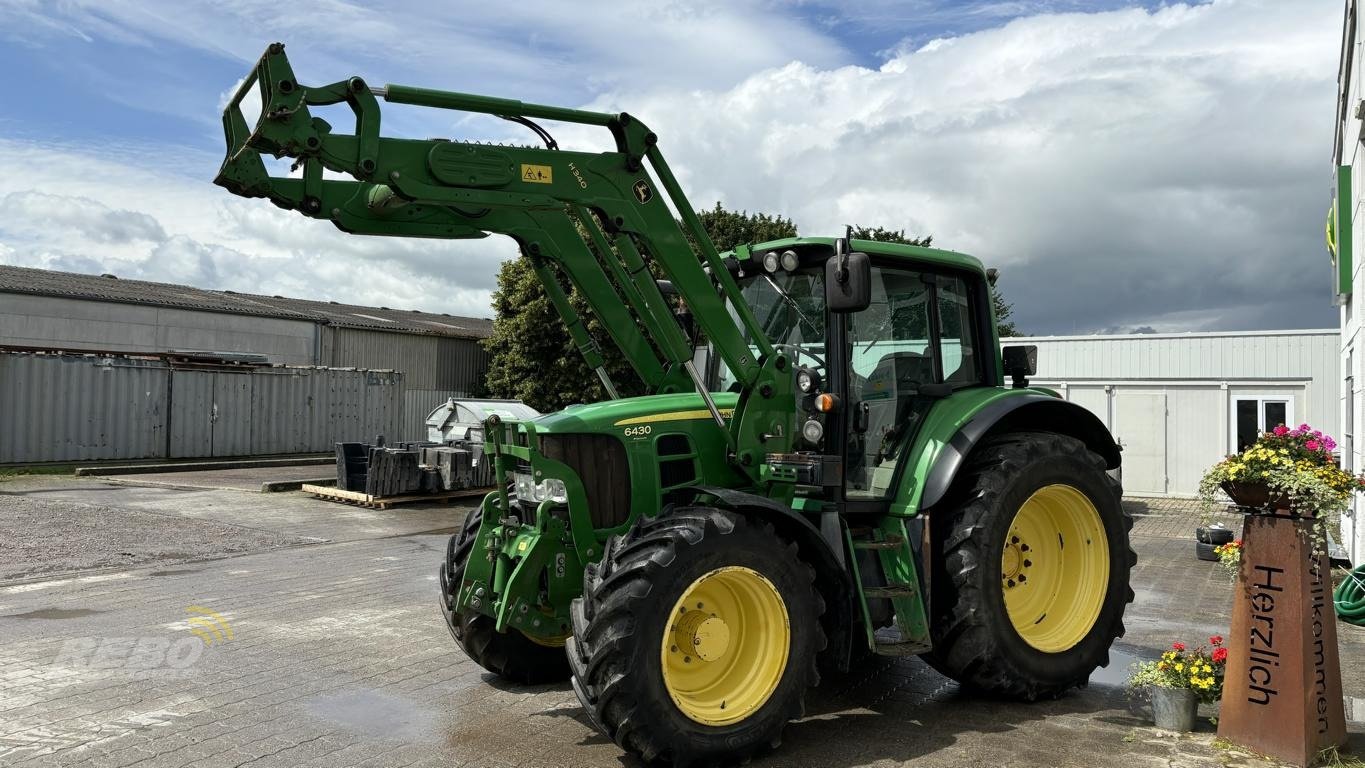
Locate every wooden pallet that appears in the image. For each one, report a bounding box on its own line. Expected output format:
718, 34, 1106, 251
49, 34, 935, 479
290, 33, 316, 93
300, 483, 489, 510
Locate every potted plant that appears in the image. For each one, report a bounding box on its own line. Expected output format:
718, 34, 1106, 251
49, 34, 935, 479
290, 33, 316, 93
1128, 638, 1228, 731
1212, 538, 1243, 578
1199, 424, 1365, 551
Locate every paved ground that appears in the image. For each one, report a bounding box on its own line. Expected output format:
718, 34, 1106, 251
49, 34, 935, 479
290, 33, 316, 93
1, 476, 1364, 767
89, 466, 338, 493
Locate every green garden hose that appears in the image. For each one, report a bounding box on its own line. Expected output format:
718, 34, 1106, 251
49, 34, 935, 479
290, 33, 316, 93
1333, 564, 1365, 625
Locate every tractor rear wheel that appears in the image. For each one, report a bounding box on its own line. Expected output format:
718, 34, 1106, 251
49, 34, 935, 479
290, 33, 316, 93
567, 507, 824, 766
923, 431, 1134, 699
437, 507, 570, 684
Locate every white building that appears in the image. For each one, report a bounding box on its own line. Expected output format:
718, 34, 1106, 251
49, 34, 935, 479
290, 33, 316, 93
1004, 329, 1340, 502
1335, 0, 1365, 560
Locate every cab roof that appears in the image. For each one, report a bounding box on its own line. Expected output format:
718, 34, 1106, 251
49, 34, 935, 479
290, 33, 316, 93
731, 237, 985, 275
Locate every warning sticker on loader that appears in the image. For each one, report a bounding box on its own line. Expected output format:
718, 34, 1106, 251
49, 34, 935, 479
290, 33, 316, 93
521, 164, 553, 184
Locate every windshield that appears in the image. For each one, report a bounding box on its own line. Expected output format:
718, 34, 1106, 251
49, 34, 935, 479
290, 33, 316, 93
704, 269, 825, 391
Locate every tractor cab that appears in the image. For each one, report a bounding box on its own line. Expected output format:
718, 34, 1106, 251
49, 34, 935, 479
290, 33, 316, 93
704, 237, 997, 502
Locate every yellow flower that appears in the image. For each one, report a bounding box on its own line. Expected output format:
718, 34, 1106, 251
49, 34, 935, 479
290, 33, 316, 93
1175, 663, 1184, 672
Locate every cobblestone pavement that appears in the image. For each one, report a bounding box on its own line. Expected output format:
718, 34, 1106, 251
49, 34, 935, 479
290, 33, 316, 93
1, 479, 1363, 767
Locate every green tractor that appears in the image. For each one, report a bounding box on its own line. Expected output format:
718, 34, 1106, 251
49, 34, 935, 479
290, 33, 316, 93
216, 44, 1134, 767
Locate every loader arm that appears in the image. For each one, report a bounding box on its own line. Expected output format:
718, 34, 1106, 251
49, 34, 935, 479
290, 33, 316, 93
214, 43, 793, 476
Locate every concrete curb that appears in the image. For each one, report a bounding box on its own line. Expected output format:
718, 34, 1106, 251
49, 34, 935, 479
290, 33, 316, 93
75, 457, 334, 476
262, 478, 337, 493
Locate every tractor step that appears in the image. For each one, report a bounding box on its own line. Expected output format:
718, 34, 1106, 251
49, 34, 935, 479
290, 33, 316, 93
862, 583, 917, 599
872, 626, 932, 657
851, 535, 904, 551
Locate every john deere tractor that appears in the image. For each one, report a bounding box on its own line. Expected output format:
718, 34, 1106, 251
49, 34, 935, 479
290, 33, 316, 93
216, 44, 1134, 767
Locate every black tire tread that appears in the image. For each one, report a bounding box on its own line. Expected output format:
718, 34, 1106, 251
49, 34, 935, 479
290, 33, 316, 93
438, 505, 570, 684
568, 506, 825, 767
923, 431, 1136, 700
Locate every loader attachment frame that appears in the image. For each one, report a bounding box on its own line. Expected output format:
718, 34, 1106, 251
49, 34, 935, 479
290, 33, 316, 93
215, 43, 794, 479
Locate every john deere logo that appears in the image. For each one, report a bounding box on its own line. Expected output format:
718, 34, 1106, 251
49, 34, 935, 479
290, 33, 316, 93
185, 605, 234, 646
633, 179, 653, 204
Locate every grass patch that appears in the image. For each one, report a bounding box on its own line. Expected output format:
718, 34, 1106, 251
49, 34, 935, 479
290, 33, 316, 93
1318, 747, 1365, 768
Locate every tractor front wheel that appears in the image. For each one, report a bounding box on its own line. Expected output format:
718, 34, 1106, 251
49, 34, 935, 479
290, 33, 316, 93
568, 507, 824, 766
923, 431, 1134, 699
437, 507, 570, 684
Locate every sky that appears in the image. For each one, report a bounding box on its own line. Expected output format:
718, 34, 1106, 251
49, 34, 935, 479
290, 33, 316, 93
0, 0, 1344, 335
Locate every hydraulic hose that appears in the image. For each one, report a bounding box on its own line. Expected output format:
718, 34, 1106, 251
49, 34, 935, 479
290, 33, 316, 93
1333, 564, 1365, 626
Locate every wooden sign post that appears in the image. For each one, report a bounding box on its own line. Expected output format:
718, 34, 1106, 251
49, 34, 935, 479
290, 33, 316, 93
1217, 513, 1346, 766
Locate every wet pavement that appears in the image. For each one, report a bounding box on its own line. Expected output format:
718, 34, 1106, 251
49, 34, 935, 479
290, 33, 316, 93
1, 477, 1363, 767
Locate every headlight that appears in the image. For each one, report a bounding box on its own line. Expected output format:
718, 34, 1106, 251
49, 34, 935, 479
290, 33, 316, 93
802, 419, 824, 445
780, 249, 799, 271
512, 472, 568, 504
796, 366, 821, 394
762, 251, 780, 273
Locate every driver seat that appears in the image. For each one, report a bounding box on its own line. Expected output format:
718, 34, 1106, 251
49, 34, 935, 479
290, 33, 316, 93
853, 350, 934, 494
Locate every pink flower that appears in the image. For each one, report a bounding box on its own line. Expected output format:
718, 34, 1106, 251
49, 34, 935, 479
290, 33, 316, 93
1300, 423, 1312, 431
1172, 641, 1186, 651
1326, 437, 1338, 451
1290, 429, 1303, 438
1273, 425, 1289, 436
1307, 440, 1320, 451
1209, 635, 1223, 646
1212, 647, 1228, 664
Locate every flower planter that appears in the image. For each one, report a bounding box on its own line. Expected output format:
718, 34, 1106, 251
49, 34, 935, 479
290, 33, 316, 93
1220, 481, 1292, 512
1152, 687, 1198, 732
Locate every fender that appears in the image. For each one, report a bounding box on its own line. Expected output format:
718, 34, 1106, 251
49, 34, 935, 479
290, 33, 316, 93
918, 392, 1121, 511
683, 484, 858, 669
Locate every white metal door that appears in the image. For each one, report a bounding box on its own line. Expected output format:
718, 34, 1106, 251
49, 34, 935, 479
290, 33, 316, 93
1115, 392, 1167, 496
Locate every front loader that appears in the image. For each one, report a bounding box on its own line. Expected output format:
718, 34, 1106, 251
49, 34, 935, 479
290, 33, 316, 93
215, 44, 1135, 767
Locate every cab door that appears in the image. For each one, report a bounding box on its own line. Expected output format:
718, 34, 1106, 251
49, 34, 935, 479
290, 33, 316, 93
841, 266, 985, 501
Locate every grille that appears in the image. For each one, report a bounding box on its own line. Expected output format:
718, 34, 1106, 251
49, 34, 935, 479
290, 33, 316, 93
539, 433, 631, 528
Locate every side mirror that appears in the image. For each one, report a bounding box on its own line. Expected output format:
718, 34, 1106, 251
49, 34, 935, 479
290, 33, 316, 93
826, 251, 871, 313
1002, 345, 1037, 388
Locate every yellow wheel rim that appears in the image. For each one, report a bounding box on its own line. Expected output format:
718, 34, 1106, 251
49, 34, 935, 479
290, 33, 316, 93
1001, 484, 1109, 653
660, 566, 790, 726
522, 630, 568, 648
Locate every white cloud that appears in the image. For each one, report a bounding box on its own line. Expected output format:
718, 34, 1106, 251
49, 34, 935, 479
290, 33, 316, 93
0, 191, 166, 244
2, 1, 851, 101
581, 0, 1340, 332
0, 139, 514, 319
0, 0, 1343, 334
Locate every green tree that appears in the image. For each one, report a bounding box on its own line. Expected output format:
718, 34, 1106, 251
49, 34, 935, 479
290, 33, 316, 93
992, 287, 1019, 338
695, 203, 797, 250
484, 204, 796, 412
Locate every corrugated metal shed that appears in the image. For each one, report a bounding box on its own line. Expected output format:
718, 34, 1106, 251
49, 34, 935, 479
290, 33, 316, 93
1, 264, 494, 413
0, 352, 404, 464
0, 354, 169, 463
327, 328, 487, 389
0, 264, 491, 338
1004, 329, 1340, 498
